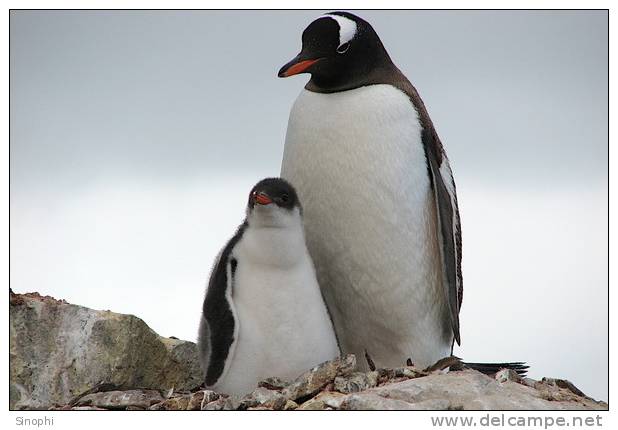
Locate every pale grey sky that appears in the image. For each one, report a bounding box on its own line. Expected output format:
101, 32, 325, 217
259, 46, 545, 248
10, 10, 608, 401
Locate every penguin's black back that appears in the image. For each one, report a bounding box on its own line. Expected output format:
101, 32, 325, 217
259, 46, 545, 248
202, 221, 246, 386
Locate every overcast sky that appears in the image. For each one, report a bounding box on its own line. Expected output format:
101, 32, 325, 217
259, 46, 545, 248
10, 10, 608, 401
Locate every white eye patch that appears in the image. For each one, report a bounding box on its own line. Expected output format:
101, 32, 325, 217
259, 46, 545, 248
321, 14, 357, 49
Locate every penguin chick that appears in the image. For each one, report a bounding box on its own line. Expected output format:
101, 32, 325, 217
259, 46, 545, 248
197, 177, 340, 397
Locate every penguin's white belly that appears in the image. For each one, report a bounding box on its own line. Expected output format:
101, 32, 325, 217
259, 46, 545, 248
213, 237, 339, 397
281, 85, 452, 369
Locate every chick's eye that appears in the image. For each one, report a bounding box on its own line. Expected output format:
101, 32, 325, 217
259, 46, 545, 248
280, 194, 289, 202
337, 42, 350, 54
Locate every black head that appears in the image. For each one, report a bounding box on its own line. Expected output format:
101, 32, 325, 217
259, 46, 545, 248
278, 11, 394, 92
247, 178, 301, 212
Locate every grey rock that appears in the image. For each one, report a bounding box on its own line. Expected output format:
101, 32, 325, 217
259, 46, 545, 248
541, 377, 589, 399
49, 405, 72, 411
71, 406, 109, 411
9, 291, 203, 410
297, 391, 347, 410
258, 377, 289, 391
521, 377, 537, 388
10, 292, 608, 412
377, 366, 426, 384
240, 387, 287, 410
340, 393, 451, 411
495, 368, 522, 384
368, 369, 608, 410
200, 390, 220, 409
125, 405, 145, 411
334, 371, 378, 393
149, 395, 191, 410
397, 367, 427, 378
531, 377, 606, 406
75, 389, 164, 410
406, 399, 453, 410
340, 393, 418, 410
283, 400, 298, 410
282, 354, 356, 402
202, 396, 234, 411
187, 391, 204, 411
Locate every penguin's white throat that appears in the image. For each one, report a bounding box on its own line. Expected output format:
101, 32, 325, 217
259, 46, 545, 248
243, 206, 307, 267
248, 205, 302, 229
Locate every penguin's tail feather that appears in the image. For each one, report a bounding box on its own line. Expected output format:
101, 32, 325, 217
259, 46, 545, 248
419, 356, 529, 377
459, 361, 529, 376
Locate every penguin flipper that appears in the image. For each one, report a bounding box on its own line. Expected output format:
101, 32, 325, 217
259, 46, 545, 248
391, 76, 464, 348
422, 127, 463, 347
199, 223, 245, 387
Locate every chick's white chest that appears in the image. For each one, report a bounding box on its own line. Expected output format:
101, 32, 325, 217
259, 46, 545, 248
213, 225, 338, 396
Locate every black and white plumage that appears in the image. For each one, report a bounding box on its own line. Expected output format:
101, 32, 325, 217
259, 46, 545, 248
197, 178, 339, 396
278, 12, 463, 370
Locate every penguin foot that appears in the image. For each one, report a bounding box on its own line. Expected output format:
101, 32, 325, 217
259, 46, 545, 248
423, 355, 463, 373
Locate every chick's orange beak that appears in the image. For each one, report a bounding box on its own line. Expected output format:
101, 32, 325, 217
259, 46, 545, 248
254, 193, 273, 205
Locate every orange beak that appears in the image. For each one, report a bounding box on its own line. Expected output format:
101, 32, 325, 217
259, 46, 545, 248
278, 57, 322, 77
254, 193, 273, 205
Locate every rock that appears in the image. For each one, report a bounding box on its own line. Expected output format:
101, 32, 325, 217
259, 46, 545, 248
202, 396, 234, 411
366, 369, 608, 410
258, 377, 289, 391
187, 391, 204, 411
71, 406, 109, 411
149, 395, 190, 410
334, 371, 378, 393
239, 387, 287, 410
340, 393, 419, 410
406, 399, 453, 410
9, 291, 203, 410
74, 389, 164, 410
297, 391, 347, 410
395, 367, 426, 378
260, 395, 287, 410
160, 338, 204, 388
283, 400, 298, 410
531, 377, 606, 406
125, 406, 145, 411
377, 366, 426, 384
282, 354, 356, 402
495, 368, 522, 384
541, 377, 589, 398
200, 390, 220, 408
10, 291, 608, 411
521, 377, 537, 388
49, 405, 72, 411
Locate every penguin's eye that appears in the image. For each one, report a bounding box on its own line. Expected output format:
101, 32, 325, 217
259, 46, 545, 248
336, 42, 350, 54
280, 194, 290, 203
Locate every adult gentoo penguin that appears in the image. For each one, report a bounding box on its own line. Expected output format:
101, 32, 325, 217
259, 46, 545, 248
197, 178, 339, 396
278, 11, 477, 371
